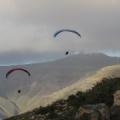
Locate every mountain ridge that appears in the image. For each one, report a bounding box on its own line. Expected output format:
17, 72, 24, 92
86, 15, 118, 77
0, 53, 120, 118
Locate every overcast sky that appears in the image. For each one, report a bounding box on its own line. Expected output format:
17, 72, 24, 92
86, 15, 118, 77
0, 0, 120, 65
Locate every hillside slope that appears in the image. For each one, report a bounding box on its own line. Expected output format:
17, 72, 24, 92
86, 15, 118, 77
0, 53, 120, 118
5, 65, 120, 117
6, 76, 120, 120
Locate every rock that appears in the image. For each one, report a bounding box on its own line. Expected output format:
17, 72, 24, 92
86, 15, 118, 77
109, 105, 120, 120
109, 90, 120, 120
113, 90, 120, 105
75, 103, 110, 120
31, 116, 34, 119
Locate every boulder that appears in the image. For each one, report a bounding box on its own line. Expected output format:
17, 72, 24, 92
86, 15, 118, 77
75, 103, 110, 120
109, 105, 120, 120
109, 90, 120, 120
113, 90, 120, 106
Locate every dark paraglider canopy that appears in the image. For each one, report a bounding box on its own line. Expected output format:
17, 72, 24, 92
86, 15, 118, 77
54, 29, 81, 38
6, 68, 30, 78
54, 29, 81, 56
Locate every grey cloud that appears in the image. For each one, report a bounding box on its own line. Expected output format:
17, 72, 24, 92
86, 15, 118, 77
0, 0, 120, 64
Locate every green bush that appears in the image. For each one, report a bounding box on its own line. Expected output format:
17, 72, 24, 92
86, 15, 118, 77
36, 77, 120, 119
46, 111, 58, 119
67, 77, 120, 107
36, 104, 57, 115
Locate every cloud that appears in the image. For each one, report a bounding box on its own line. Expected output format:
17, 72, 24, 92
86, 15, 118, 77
0, 0, 120, 64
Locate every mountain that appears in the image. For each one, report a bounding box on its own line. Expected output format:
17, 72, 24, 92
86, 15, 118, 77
48, 65, 120, 101
6, 76, 120, 120
0, 53, 120, 119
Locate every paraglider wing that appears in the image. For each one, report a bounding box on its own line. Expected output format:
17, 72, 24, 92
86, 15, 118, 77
54, 29, 81, 38
6, 68, 30, 78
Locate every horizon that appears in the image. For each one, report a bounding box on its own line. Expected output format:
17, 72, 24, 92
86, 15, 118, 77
0, 52, 119, 66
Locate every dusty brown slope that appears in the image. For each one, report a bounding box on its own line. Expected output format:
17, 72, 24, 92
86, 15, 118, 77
0, 53, 120, 119
12, 65, 120, 113
6, 65, 120, 120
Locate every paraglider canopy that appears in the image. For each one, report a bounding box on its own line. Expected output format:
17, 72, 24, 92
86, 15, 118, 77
54, 29, 81, 38
6, 68, 30, 78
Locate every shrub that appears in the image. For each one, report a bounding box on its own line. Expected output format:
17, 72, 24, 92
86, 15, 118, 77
36, 77, 120, 119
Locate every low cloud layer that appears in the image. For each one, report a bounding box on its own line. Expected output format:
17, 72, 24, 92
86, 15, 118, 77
0, 0, 120, 65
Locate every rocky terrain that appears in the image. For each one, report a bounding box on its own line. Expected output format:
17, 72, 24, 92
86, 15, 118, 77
6, 77, 120, 120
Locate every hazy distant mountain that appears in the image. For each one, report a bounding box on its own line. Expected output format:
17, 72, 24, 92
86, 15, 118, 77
0, 53, 120, 118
